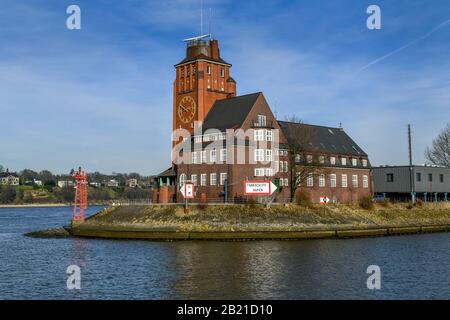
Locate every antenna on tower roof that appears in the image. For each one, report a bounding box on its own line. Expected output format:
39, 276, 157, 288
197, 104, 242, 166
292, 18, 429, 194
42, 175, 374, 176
209, 8, 212, 39
200, 0, 203, 35
182, 0, 211, 42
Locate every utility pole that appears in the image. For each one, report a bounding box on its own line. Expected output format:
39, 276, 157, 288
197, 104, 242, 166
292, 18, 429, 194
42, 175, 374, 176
408, 124, 415, 203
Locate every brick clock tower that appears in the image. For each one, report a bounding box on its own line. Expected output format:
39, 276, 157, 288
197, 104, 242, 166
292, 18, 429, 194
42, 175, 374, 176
173, 37, 236, 136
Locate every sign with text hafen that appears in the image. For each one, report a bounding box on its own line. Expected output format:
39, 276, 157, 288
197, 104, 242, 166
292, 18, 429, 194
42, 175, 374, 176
244, 181, 277, 196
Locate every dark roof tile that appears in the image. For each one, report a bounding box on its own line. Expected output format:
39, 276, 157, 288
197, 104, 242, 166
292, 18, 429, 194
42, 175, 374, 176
278, 121, 368, 157
202, 92, 262, 132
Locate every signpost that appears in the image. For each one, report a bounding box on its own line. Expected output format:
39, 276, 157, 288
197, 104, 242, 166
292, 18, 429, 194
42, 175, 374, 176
180, 183, 195, 199
243, 180, 277, 196
180, 182, 195, 214
320, 196, 330, 204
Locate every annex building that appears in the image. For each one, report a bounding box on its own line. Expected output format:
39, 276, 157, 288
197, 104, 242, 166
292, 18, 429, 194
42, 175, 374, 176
154, 36, 373, 204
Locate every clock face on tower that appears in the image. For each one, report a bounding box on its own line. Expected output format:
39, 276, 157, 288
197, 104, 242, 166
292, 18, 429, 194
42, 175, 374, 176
178, 96, 196, 124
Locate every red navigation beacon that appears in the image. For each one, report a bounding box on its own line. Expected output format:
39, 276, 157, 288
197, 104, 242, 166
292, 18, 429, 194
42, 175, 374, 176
73, 167, 88, 222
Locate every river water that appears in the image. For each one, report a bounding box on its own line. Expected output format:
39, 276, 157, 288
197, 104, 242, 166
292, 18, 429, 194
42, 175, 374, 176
0, 206, 449, 300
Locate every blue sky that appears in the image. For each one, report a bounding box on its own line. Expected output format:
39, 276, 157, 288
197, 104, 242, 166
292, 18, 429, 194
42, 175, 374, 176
1, 0, 449, 175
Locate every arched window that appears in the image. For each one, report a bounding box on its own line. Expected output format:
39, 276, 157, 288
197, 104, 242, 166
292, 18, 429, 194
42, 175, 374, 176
179, 174, 186, 186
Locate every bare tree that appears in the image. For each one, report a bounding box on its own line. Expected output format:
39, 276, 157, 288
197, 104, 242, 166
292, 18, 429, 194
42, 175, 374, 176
425, 124, 450, 167
283, 115, 329, 202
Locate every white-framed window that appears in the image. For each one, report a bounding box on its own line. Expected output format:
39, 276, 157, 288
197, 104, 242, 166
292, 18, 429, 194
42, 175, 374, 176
295, 154, 301, 163
254, 129, 264, 141
191, 174, 198, 186
255, 149, 264, 162
279, 178, 284, 187
266, 130, 273, 141
255, 168, 265, 177
352, 175, 358, 188
284, 178, 289, 186
220, 68, 225, 77
319, 174, 325, 187
201, 151, 207, 163
210, 173, 217, 186
362, 159, 368, 167
207, 78, 211, 89
284, 161, 288, 172
342, 174, 348, 188
265, 168, 273, 176
307, 155, 313, 163
352, 158, 358, 166
179, 173, 186, 186
330, 174, 337, 188
307, 174, 314, 187
363, 175, 369, 188
210, 148, 217, 163
191, 152, 198, 164
330, 157, 336, 165
266, 149, 273, 161
257, 114, 266, 127
206, 65, 211, 75
220, 148, 227, 162
220, 173, 227, 185
341, 157, 347, 166
200, 174, 207, 186
194, 136, 202, 143
221, 81, 224, 91
319, 156, 325, 164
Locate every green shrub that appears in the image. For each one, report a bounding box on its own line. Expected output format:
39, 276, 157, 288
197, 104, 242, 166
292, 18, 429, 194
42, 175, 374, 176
295, 190, 312, 207
415, 198, 424, 207
378, 199, 390, 208
359, 196, 374, 210
246, 198, 258, 208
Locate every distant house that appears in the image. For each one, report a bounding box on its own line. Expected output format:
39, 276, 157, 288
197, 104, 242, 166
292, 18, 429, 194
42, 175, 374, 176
126, 179, 138, 188
57, 180, 74, 188
33, 179, 43, 186
104, 179, 119, 188
89, 182, 101, 188
0, 170, 20, 186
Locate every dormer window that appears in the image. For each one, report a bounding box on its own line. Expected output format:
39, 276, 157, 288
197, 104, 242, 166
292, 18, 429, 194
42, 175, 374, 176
257, 115, 266, 127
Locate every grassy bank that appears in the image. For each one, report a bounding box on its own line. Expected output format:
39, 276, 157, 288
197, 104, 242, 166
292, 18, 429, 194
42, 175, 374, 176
79, 202, 450, 232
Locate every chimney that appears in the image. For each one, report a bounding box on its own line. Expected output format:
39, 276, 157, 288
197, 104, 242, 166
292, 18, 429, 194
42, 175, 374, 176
210, 39, 220, 60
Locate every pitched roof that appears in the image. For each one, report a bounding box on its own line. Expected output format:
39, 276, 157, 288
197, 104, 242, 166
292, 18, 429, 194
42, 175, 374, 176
202, 92, 262, 132
277, 121, 368, 157
0, 172, 19, 178
156, 167, 176, 178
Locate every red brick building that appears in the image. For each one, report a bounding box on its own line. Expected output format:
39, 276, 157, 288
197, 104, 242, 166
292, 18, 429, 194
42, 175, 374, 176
154, 36, 373, 204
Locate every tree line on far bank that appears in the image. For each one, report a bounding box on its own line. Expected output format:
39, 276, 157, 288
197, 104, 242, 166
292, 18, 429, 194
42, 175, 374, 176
0, 169, 154, 204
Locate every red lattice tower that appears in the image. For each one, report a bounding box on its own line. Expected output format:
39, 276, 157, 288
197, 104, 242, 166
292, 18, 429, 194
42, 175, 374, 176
73, 167, 88, 222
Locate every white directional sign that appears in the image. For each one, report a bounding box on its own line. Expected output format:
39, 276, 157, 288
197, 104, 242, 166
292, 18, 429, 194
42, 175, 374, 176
180, 183, 195, 199
244, 180, 277, 196
320, 196, 330, 204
